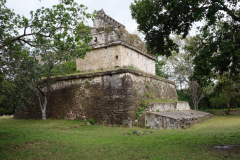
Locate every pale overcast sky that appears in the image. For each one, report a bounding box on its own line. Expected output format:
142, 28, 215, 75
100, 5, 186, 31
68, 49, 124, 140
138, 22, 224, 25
5, 0, 200, 39
5, 0, 138, 33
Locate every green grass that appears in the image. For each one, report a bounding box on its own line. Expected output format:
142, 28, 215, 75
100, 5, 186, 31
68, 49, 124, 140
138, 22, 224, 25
202, 108, 240, 112
42, 68, 122, 79
54, 66, 141, 78
1, 115, 240, 159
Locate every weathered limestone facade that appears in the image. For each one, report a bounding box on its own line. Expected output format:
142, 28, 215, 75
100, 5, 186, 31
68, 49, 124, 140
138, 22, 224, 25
14, 69, 178, 125
76, 9, 156, 75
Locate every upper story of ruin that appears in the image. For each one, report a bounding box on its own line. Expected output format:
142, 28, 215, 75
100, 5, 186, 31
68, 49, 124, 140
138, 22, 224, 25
76, 10, 156, 75
89, 9, 152, 56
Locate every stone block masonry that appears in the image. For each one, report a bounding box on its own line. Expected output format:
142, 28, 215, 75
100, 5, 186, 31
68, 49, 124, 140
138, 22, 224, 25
77, 44, 155, 75
148, 102, 190, 112
14, 69, 178, 125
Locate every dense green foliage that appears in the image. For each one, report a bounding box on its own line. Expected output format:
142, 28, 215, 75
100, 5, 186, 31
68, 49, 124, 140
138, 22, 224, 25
51, 60, 78, 75
177, 89, 194, 109
1, 115, 240, 159
0, 0, 94, 118
177, 88, 240, 111
0, 81, 18, 115
88, 118, 95, 125
0, 60, 77, 116
209, 74, 240, 114
193, 21, 240, 86
130, 0, 240, 86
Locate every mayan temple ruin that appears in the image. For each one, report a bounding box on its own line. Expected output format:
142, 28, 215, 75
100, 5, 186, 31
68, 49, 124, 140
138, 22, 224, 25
76, 9, 155, 75
15, 10, 211, 129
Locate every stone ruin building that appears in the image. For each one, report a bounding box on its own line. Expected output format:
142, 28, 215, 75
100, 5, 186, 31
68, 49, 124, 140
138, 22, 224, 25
77, 9, 155, 75
15, 10, 211, 129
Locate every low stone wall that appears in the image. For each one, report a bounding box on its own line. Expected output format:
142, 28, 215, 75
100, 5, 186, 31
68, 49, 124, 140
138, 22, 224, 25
148, 102, 190, 112
208, 109, 240, 115
14, 69, 178, 125
145, 110, 212, 129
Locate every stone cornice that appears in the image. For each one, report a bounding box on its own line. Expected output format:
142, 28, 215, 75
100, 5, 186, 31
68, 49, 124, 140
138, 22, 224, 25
52, 69, 175, 85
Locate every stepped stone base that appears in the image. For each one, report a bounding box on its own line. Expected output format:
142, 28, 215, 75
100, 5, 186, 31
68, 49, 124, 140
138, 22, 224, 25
144, 110, 212, 129
14, 69, 178, 125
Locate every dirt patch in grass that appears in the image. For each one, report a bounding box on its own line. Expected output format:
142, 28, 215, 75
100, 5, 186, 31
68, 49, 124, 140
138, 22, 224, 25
5, 140, 57, 156
8, 140, 57, 150
24, 140, 56, 147
213, 144, 240, 155
55, 124, 84, 130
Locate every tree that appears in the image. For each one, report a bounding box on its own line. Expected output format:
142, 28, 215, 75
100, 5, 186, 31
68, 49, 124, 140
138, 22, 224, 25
193, 20, 240, 86
0, 80, 18, 115
0, 0, 95, 119
166, 36, 207, 110
130, 0, 240, 84
210, 74, 240, 114
0, 40, 35, 115
1, 0, 93, 78
155, 59, 169, 78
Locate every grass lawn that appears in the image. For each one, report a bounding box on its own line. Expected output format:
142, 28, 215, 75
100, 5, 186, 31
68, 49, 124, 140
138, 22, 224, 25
0, 115, 240, 160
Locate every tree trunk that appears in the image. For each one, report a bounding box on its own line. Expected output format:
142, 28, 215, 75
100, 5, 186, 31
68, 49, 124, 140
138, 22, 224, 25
42, 111, 46, 120
190, 81, 203, 111
36, 91, 48, 120
41, 96, 47, 120
193, 99, 199, 111
226, 103, 231, 115
226, 97, 236, 115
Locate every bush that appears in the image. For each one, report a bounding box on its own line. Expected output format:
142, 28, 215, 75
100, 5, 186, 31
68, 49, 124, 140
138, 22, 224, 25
139, 107, 144, 112
136, 112, 140, 119
139, 99, 149, 107
88, 118, 95, 125
146, 93, 150, 98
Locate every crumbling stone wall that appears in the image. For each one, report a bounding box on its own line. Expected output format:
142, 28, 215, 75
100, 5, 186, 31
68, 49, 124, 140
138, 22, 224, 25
94, 9, 125, 29
89, 28, 148, 53
14, 69, 178, 125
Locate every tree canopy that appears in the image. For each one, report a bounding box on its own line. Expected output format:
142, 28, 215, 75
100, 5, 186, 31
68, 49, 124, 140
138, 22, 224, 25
1, 0, 94, 78
130, 0, 240, 85
0, 0, 95, 119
